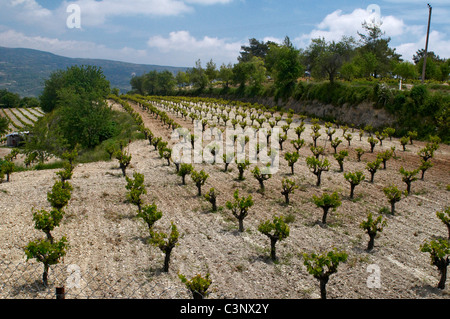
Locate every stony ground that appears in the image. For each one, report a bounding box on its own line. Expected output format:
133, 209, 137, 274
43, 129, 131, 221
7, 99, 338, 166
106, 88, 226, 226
0, 99, 449, 299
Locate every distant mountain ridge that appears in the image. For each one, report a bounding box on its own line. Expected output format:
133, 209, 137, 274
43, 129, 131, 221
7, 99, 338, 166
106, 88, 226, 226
0, 46, 187, 97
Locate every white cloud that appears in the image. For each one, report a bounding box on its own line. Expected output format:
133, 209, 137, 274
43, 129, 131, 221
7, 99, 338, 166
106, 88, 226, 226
396, 30, 450, 62
147, 31, 243, 66
295, 8, 407, 47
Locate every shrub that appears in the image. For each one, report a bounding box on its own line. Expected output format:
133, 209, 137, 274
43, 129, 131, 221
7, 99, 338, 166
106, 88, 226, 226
302, 249, 348, 299
258, 215, 290, 261
251, 165, 272, 192
114, 149, 132, 177
333, 150, 348, 172
32, 208, 64, 244
236, 159, 250, 181
295, 125, 305, 139
375, 131, 388, 146
312, 192, 341, 224
420, 239, 450, 289
225, 189, 253, 232
384, 127, 396, 141
344, 133, 353, 146
281, 178, 298, 205
178, 163, 193, 185
179, 273, 212, 299
125, 172, 147, 213
291, 138, 305, 153
400, 136, 409, 151
367, 136, 378, 153
383, 185, 405, 214
306, 156, 330, 187
366, 159, 382, 183
331, 137, 342, 154
47, 181, 73, 211
24, 237, 69, 286
204, 188, 218, 212
223, 153, 234, 172
278, 133, 288, 150
149, 222, 179, 272
191, 169, 209, 196
399, 166, 420, 195
436, 207, 450, 240
419, 160, 433, 180
377, 149, 393, 169
138, 203, 163, 233
355, 148, 365, 162
284, 152, 300, 175
344, 171, 365, 199
408, 130, 418, 145
56, 163, 73, 183
360, 212, 387, 251
0, 160, 14, 182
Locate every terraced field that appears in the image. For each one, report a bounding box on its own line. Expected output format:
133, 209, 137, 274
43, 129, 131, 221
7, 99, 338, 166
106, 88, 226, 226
0, 107, 44, 132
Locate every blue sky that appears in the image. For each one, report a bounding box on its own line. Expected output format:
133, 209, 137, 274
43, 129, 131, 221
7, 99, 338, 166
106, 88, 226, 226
0, 0, 449, 67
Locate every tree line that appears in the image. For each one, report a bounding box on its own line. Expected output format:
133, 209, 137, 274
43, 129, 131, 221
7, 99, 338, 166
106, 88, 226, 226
130, 23, 449, 100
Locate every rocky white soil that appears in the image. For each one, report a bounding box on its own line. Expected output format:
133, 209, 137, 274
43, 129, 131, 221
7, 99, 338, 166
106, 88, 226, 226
0, 100, 449, 299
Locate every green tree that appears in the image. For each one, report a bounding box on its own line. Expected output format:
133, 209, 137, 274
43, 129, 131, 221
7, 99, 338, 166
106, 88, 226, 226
305, 36, 356, 84
40, 65, 110, 113
265, 37, 303, 100
0, 116, 9, 136
258, 215, 290, 261
360, 213, 387, 251
393, 61, 418, 81
312, 192, 341, 224
226, 189, 254, 232
23, 115, 67, 164
357, 22, 401, 78
149, 222, 179, 272
303, 249, 348, 299
218, 63, 234, 89
188, 60, 209, 91
420, 239, 450, 289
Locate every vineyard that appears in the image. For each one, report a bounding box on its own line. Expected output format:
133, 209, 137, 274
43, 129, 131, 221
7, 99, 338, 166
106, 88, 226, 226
0, 94, 449, 299
0, 107, 44, 132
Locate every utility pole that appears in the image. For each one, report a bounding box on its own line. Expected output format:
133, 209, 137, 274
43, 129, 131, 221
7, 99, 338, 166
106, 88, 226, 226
421, 3, 432, 84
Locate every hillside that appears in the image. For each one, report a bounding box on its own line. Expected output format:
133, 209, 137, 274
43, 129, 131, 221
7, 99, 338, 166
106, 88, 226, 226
0, 97, 449, 299
0, 47, 187, 97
